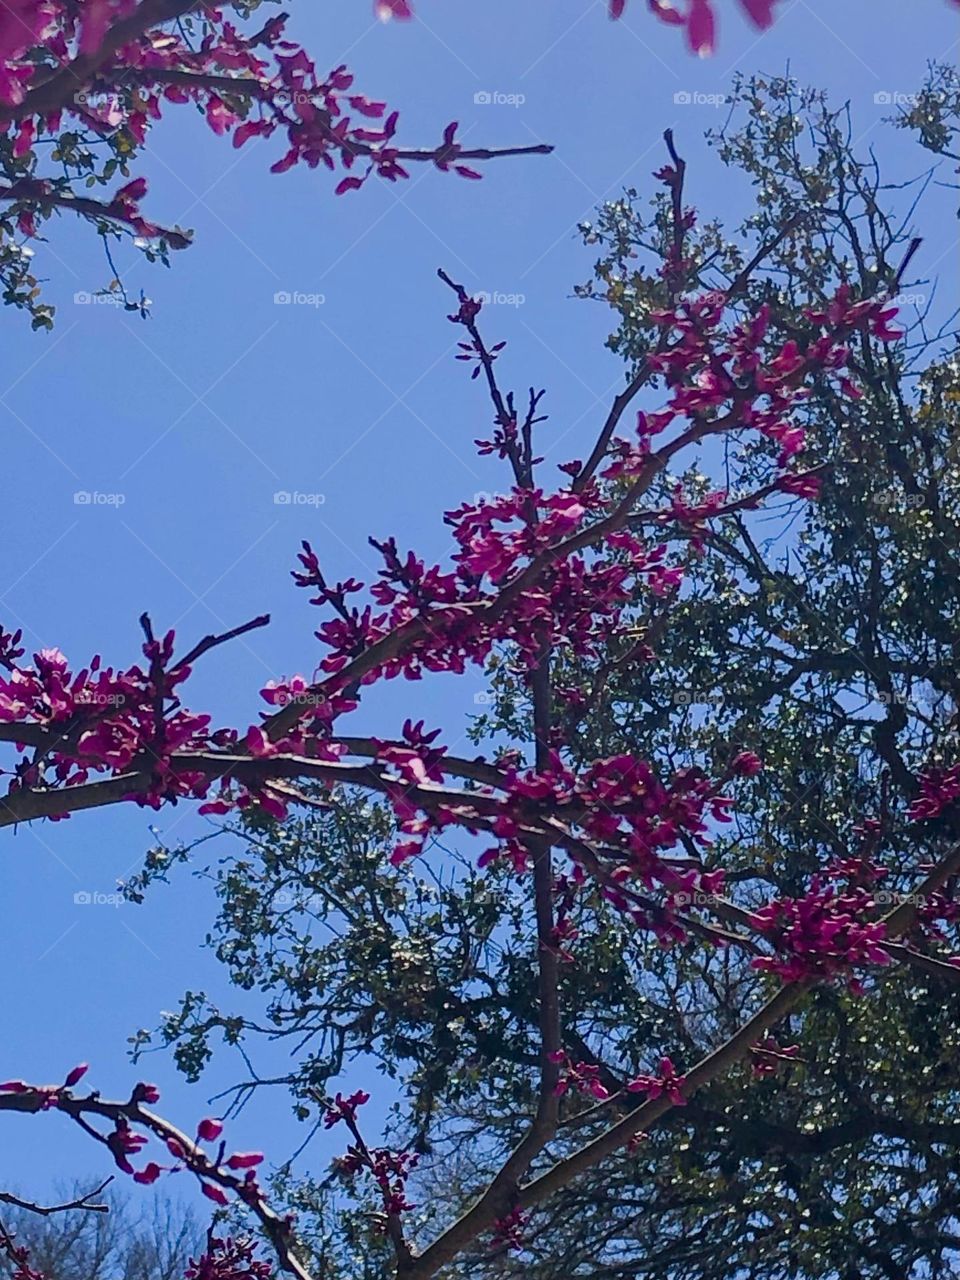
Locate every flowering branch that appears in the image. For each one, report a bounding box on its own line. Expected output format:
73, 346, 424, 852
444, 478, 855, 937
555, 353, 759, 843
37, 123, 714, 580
0, 1, 553, 326
0, 1070, 306, 1280
0, 132, 941, 1277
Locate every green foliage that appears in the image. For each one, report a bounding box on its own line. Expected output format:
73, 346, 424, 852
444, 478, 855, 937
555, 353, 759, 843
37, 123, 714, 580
126, 68, 960, 1280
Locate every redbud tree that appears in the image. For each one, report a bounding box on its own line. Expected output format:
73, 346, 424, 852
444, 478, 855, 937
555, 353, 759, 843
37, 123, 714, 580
1, 96, 955, 1274
2, 9, 960, 1280
0, 0, 804, 328
418, 68, 960, 1279
125, 70, 960, 1280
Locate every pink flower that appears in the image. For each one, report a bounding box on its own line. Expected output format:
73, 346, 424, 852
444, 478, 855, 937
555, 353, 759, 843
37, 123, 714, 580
778, 472, 822, 499
686, 0, 716, 56
226, 1151, 264, 1169
739, 0, 776, 26
375, 0, 413, 18
197, 1117, 224, 1143
731, 751, 763, 777
627, 1057, 687, 1105
12, 117, 34, 157
205, 96, 237, 136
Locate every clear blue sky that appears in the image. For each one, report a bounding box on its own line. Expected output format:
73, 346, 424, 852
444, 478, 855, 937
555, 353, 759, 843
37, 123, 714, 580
1, 0, 957, 1211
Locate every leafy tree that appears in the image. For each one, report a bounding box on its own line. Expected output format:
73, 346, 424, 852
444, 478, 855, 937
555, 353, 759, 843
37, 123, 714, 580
0, 0, 801, 328
1, 47, 959, 1280
126, 68, 960, 1280
0, 0, 554, 328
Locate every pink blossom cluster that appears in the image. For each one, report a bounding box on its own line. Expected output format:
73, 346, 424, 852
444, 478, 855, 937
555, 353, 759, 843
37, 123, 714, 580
0, 1228, 44, 1280
335, 1146, 420, 1219
0, 628, 212, 807
750, 878, 891, 985
322, 1089, 372, 1130
0, 1068, 264, 1208
549, 1052, 611, 1101
184, 1237, 273, 1280
490, 1206, 529, 1253
0, 1061, 92, 1107
609, 1, 779, 57
626, 1056, 687, 1105
324, 1089, 418, 1222
387, 750, 735, 915
909, 763, 960, 821
0, 0, 504, 256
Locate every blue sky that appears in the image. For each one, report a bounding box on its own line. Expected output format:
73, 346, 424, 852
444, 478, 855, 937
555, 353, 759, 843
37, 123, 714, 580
1, 0, 957, 1216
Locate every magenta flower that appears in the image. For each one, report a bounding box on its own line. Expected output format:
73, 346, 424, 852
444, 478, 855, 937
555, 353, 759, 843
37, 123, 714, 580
197, 1117, 224, 1143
